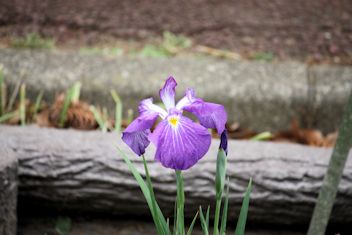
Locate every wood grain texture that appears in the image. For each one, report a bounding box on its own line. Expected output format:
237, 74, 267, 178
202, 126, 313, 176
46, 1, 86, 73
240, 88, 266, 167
0, 145, 17, 235
1, 125, 351, 225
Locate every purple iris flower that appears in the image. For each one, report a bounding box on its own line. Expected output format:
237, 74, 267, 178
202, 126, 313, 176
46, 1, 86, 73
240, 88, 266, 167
122, 76, 227, 170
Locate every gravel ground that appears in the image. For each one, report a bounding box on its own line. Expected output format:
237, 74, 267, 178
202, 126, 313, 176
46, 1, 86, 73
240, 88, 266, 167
0, 0, 351, 64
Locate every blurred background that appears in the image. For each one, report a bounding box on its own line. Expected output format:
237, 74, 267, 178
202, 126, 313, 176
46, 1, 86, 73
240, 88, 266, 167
0, 0, 351, 63
0, 1, 351, 235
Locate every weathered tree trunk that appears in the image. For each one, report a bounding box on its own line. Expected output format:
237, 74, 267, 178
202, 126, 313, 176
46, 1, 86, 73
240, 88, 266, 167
1, 125, 352, 225
0, 145, 17, 235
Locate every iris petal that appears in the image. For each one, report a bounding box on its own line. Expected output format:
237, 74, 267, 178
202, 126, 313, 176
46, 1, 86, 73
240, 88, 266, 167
159, 76, 177, 111
150, 115, 211, 170
185, 100, 227, 135
139, 97, 167, 119
177, 89, 227, 135
122, 112, 158, 156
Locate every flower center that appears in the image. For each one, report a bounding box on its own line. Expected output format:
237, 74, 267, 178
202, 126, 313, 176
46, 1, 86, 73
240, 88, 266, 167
168, 116, 179, 127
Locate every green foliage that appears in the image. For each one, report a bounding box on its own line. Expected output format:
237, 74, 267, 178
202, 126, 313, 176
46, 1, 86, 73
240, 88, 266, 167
139, 31, 192, 58
11, 33, 55, 49
79, 47, 124, 57
0, 111, 17, 123
118, 148, 170, 234
250, 131, 272, 141
59, 82, 81, 128
199, 206, 209, 235
235, 178, 252, 235
55, 217, 72, 235
33, 90, 44, 117
110, 89, 123, 133
251, 52, 274, 62
162, 31, 192, 53
186, 211, 199, 235
119, 145, 252, 235
90, 106, 109, 133
0, 66, 5, 116
19, 84, 26, 126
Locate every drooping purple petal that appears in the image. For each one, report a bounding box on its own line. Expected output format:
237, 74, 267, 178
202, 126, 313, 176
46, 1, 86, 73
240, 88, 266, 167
159, 76, 177, 111
184, 100, 227, 135
122, 112, 159, 156
149, 115, 211, 170
220, 129, 228, 155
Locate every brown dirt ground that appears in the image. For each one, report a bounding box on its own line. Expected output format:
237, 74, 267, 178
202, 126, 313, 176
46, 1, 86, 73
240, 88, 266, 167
0, 0, 351, 64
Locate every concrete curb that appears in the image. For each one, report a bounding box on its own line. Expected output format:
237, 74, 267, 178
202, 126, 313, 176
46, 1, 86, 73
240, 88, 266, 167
0, 49, 351, 132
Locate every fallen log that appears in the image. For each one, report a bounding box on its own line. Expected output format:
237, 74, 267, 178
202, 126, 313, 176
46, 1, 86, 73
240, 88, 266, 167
0, 144, 17, 235
1, 125, 352, 225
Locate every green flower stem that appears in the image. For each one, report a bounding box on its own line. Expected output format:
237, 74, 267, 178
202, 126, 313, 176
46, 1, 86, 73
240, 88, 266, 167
214, 148, 227, 235
213, 196, 221, 235
175, 170, 185, 235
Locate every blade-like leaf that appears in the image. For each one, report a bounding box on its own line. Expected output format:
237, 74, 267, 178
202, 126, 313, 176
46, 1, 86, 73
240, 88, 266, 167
59, 87, 74, 128
186, 211, 199, 235
90, 106, 107, 132
205, 205, 210, 230
220, 178, 230, 235
0, 68, 5, 116
250, 132, 272, 141
71, 82, 81, 102
199, 206, 209, 235
19, 84, 26, 126
33, 90, 44, 117
0, 111, 17, 123
173, 200, 177, 235
142, 155, 165, 235
111, 89, 123, 133
117, 148, 170, 235
234, 178, 252, 235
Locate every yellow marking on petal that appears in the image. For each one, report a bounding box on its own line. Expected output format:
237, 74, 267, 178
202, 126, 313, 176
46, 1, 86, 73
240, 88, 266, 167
168, 116, 179, 127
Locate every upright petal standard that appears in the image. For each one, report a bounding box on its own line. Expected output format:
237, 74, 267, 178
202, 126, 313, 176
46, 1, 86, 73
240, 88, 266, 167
122, 76, 227, 170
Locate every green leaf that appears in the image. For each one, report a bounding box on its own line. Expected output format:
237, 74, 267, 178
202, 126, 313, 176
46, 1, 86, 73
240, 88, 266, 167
234, 178, 252, 235
90, 106, 108, 132
173, 200, 177, 235
55, 217, 71, 235
142, 155, 165, 235
71, 82, 81, 102
59, 88, 73, 128
199, 206, 209, 235
33, 90, 44, 117
117, 148, 170, 235
186, 211, 198, 235
220, 178, 230, 235
0, 111, 17, 123
205, 205, 210, 230
0, 67, 5, 116
19, 84, 26, 126
111, 89, 123, 133
250, 132, 272, 141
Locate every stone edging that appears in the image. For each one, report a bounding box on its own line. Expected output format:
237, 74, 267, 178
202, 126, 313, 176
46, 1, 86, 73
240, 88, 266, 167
0, 49, 351, 132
